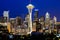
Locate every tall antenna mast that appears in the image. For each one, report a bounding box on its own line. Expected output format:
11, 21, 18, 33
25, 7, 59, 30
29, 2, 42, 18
30, 0, 31, 4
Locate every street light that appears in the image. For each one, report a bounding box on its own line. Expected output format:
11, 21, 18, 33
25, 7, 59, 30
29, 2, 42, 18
26, 4, 34, 34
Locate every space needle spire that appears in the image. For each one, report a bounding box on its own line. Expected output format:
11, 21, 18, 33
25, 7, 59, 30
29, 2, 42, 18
26, 0, 34, 34
30, 0, 31, 4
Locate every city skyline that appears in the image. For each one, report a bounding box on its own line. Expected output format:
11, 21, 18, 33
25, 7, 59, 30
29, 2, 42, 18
0, 0, 60, 21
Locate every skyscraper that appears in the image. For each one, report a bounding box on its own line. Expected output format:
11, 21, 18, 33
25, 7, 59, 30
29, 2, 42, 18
45, 12, 50, 33
3, 11, 9, 22
39, 16, 45, 30
53, 16, 57, 34
34, 9, 38, 21
45, 12, 50, 25
53, 16, 57, 24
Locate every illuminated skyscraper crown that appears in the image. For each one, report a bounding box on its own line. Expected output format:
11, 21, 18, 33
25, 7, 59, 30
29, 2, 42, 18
45, 12, 50, 18
35, 9, 39, 11
3, 11, 9, 17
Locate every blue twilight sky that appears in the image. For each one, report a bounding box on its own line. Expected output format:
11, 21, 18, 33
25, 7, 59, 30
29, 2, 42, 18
0, 0, 60, 21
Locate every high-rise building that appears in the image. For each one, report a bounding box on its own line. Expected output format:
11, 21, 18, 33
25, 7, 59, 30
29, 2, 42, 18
25, 14, 30, 33
10, 18, 16, 34
53, 16, 57, 24
50, 19, 54, 33
3, 11, 9, 22
34, 9, 38, 21
45, 12, 50, 33
45, 12, 50, 25
53, 16, 57, 34
33, 9, 39, 32
39, 16, 45, 30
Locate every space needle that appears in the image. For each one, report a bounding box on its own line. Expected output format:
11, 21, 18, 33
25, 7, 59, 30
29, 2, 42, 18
26, 0, 34, 34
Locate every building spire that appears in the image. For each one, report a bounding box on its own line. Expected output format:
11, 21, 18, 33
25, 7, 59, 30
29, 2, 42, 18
45, 12, 50, 18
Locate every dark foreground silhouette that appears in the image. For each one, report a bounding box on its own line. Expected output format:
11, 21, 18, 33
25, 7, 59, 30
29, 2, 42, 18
0, 31, 60, 40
